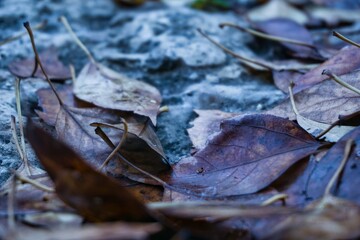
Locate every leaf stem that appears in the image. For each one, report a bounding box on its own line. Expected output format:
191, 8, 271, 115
94, 126, 170, 187
15, 173, 54, 193
261, 194, 288, 206
324, 139, 354, 196
333, 31, 360, 49
322, 69, 360, 95
23, 22, 64, 106
90, 121, 129, 170
288, 82, 300, 116
59, 16, 96, 64
10, 116, 24, 161
220, 22, 317, 49
15, 78, 31, 176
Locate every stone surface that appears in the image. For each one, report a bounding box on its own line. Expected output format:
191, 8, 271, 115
0, 0, 284, 185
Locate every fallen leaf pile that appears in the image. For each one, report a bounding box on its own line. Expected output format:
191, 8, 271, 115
2, 0, 360, 239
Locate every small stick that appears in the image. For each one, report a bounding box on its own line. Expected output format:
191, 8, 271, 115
59, 16, 96, 64
15, 173, 54, 193
23, 22, 64, 106
220, 22, 317, 49
322, 69, 360, 95
288, 82, 300, 116
261, 194, 288, 206
10, 116, 24, 161
90, 121, 129, 170
316, 121, 338, 140
324, 139, 354, 196
15, 77, 31, 176
158, 105, 169, 114
333, 31, 360, 49
94, 126, 169, 186
0, 21, 46, 47
69, 64, 76, 84
197, 28, 273, 70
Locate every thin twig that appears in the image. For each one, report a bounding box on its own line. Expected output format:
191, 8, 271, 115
0, 21, 46, 47
94, 127, 169, 186
197, 28, 273, 70
90, 121, 129, 170
69, 64, 76, 84
158, 105, 169, 114
16, 173, 54, 193
15, 77, 31, 176
220, 22, 317, 49
333, 31, 360, 49
23, 22, 64, 106
59, 16, 96, 64
288, 82, 300, 116
322, 69, 360, 95
261, 194, 288, 206
10, 116, 24, 161
324, 139, 354, 196
316, 121, 338, 140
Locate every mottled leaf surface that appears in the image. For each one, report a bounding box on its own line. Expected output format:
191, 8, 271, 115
8, 48, 71, 81
167, 114, 322, 197
36, 86, 168, 184
74, 63, 161, 125
270, 69, 360, 124
293, 45, 360, 93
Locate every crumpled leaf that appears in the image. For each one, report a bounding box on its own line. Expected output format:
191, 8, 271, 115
247, 0, 309, 24
26, 121, 154, 222
8, 48, 71, 81
288, 84, 356, 142
166, 114, 323, 197
269, 69, 360, 124
254, 18, 325, 60
74, 62, 162, 125
293, 45, 360, 93
187, 109, 238, 150
35, 85, 169, 184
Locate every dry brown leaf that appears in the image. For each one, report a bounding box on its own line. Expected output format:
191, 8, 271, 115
269, 69, 360, 124
36, 85, 169, 184
74, 62, 161, 125
293, 45, 360, 93
8, 48, 71, 81
26, 121, 154, 222
166, 114, 323, 197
